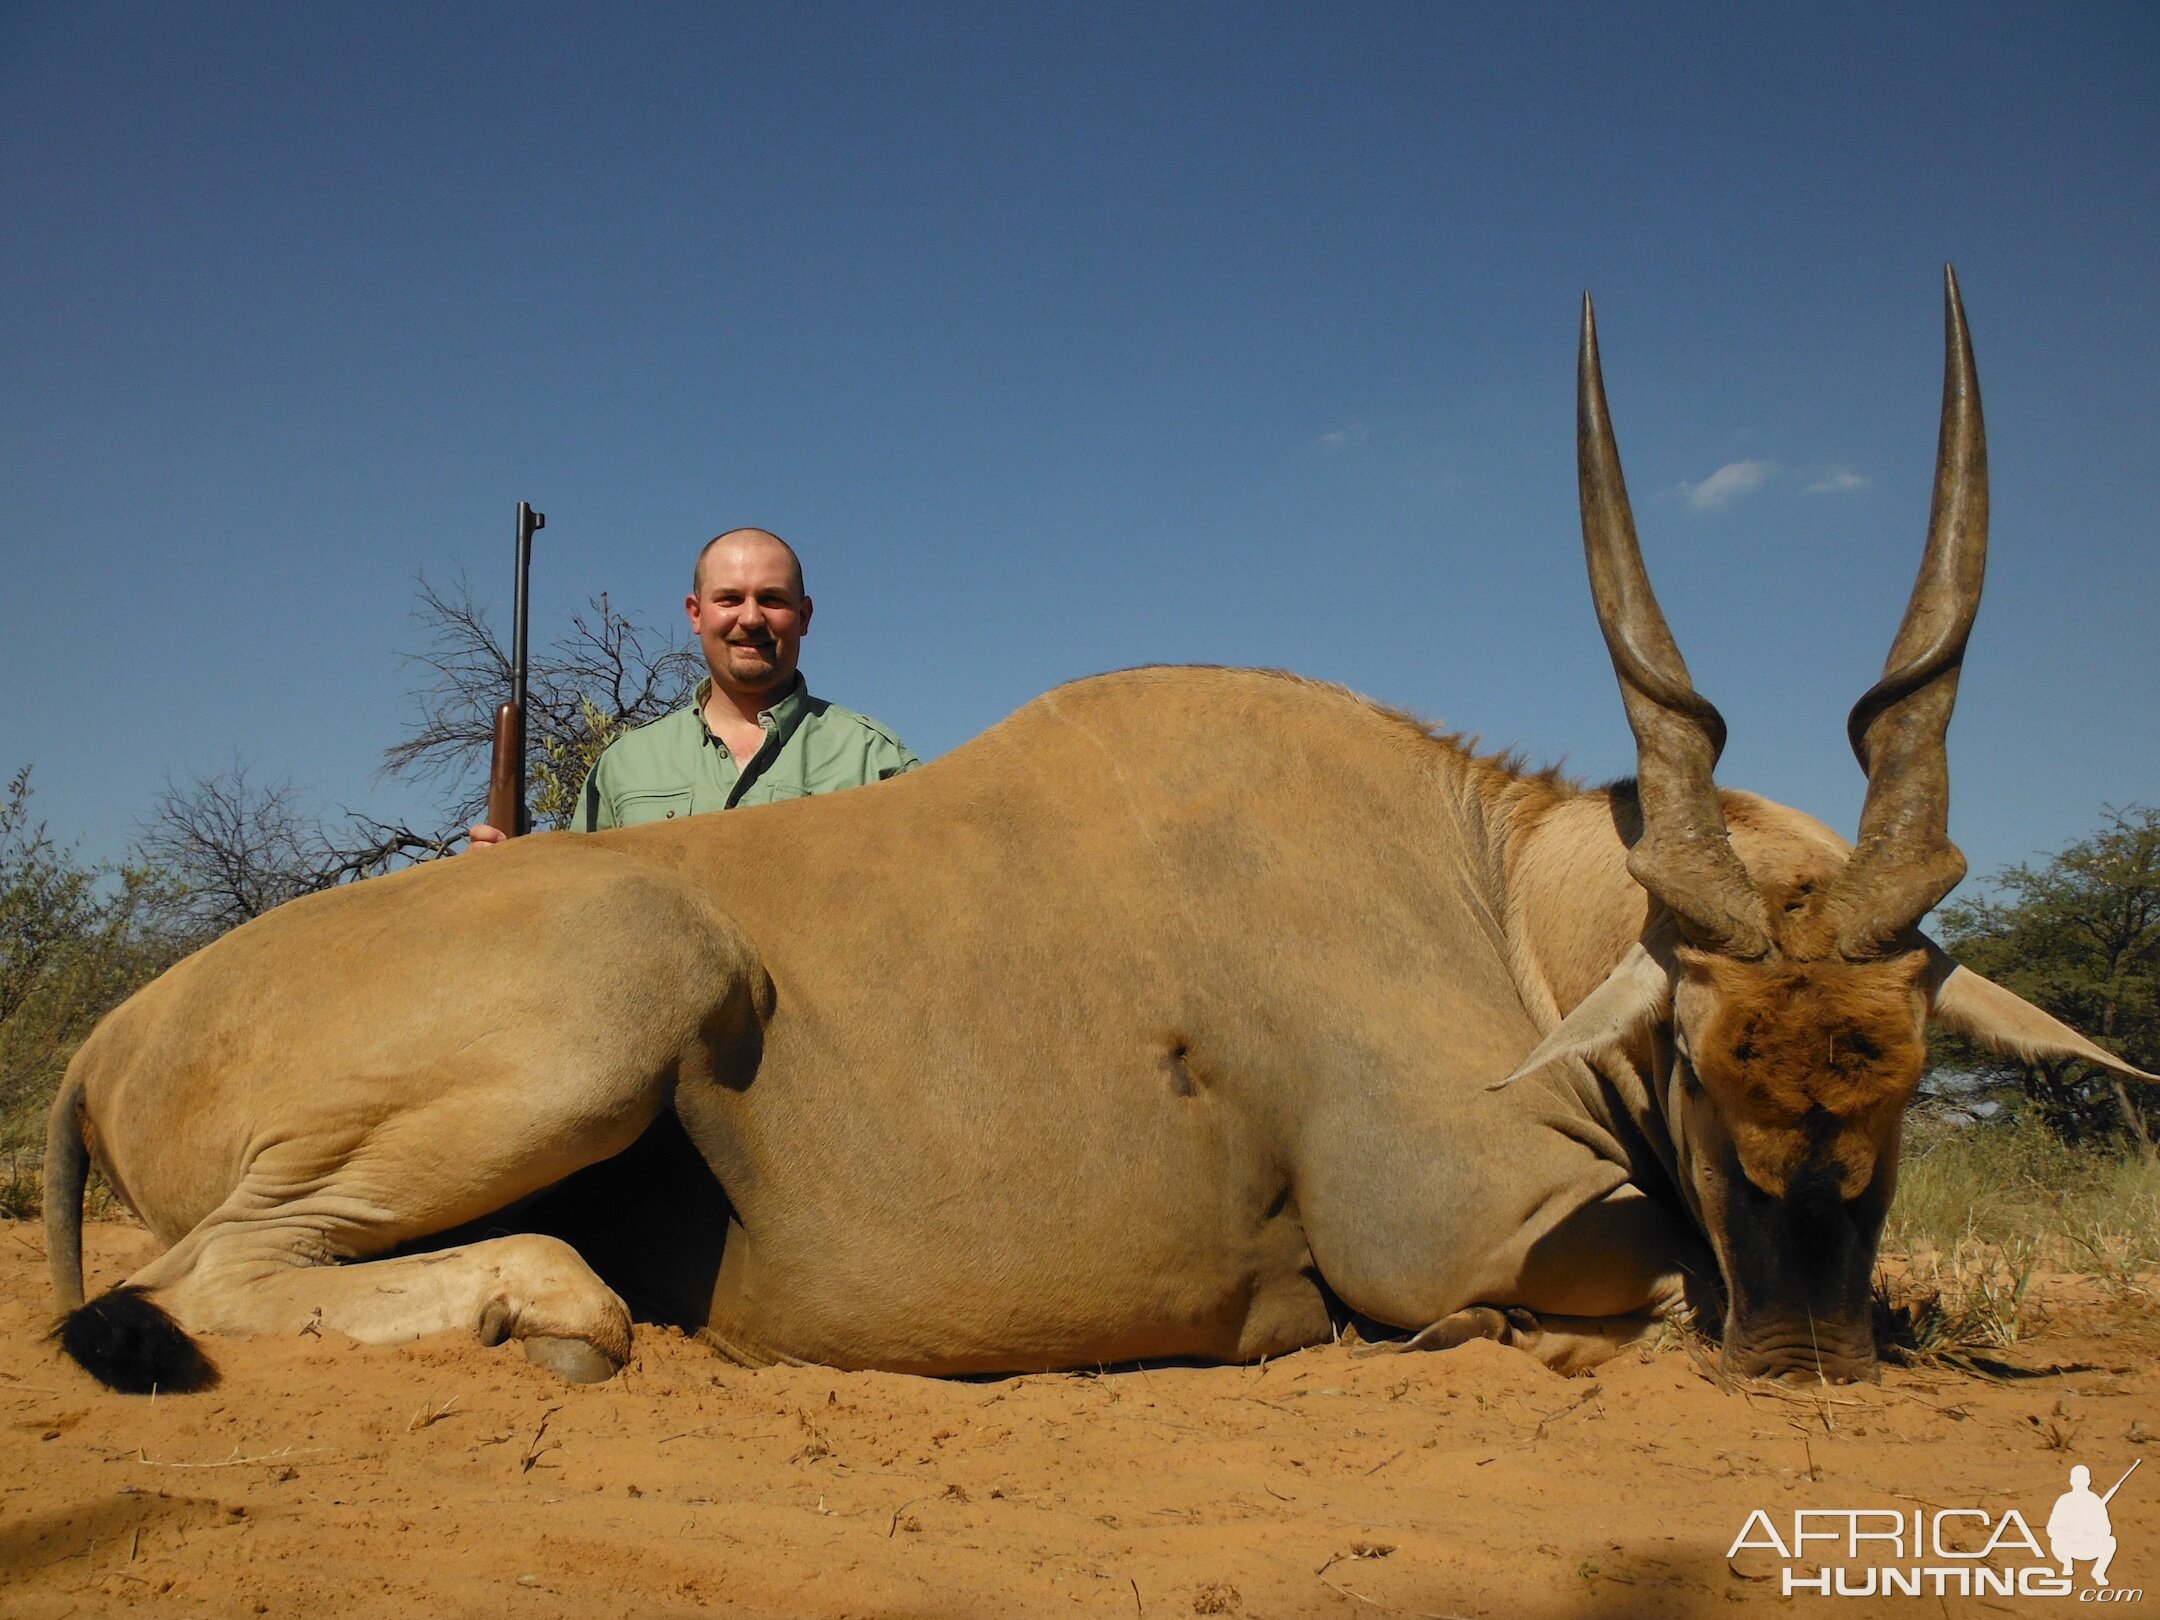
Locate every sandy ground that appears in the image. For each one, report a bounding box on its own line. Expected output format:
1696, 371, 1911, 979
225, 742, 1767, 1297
2, 1223, 2154, 1619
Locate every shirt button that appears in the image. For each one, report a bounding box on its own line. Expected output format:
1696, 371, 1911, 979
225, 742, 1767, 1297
665, 810, 676, 819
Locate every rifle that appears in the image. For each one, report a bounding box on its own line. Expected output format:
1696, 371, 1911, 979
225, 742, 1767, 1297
486, 501, 545, 837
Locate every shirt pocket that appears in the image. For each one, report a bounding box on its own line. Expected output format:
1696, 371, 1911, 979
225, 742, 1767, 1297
613, 789, 695, 828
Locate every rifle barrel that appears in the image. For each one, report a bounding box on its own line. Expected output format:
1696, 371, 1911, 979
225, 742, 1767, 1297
512, 501, 543, 718
2101, 1457, 2141, 1504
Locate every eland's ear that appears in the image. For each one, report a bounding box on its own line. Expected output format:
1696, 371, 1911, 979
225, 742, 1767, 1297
1490, 942, 1672, 1090
1925, 941, 2158, 1084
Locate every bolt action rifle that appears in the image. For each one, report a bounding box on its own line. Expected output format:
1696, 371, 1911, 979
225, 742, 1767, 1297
486, 501, 544, 837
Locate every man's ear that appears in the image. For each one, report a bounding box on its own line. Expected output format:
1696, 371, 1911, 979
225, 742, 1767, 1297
1491, 942, 1672, 1090
1924, 940, 2158, 1083
797, 595, 812, 634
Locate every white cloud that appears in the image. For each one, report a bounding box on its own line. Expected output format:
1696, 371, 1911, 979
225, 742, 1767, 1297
1316, 422, 1369, 451
1805, 467, 1870, 495
1680, 458, 1776, 511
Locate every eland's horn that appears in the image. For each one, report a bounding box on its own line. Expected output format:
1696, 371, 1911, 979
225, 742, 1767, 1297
1823, 266, 1987, 956
1579, 294, 1771, 958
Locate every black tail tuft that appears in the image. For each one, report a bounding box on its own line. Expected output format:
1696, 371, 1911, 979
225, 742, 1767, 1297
54, 1286, 218, 1394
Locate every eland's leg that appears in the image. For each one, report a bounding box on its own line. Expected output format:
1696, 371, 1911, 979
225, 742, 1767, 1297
131, 1228, 632, 1382
72, 1067, 674, 1388
1310, 1145, 1716, 1376
1369, 1181, 1714, 1373
1363, 1304, 1676, 1375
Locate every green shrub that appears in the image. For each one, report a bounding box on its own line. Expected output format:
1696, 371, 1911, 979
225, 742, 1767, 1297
0, 767, 181, 1158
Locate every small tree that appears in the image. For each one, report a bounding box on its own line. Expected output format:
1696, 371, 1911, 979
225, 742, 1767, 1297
136, 762, 324, 938
1935, 805, 2160, 1152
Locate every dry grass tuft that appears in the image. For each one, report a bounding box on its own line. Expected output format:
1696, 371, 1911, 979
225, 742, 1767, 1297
0, 1152, 134, 1224
0, 1153, 38, 1221
1874, 1252, 2035, 1360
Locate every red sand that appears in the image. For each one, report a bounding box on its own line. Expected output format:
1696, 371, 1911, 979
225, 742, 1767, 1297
4, 1223, 2154, 1618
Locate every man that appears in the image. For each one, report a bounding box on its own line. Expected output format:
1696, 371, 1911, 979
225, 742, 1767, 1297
468, 527, 915, 847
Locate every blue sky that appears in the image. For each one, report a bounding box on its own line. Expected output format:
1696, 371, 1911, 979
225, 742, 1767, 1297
4, 3, 2156, 892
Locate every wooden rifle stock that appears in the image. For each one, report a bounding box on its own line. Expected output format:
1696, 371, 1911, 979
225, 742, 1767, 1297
487, 701, 526, 836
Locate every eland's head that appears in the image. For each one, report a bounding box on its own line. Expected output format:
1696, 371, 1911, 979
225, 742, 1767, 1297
1500, 270, 2151, 1381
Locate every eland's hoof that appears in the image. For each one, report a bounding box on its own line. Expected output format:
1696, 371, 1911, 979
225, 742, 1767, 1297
1402, 1306, 1514, 1353
522, 1334, 620, 1384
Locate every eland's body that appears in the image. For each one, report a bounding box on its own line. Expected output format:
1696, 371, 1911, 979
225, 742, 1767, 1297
46, 273, 2148, 1392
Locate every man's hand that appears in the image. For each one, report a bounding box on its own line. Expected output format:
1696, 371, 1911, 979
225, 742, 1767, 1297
466, 823, 509, 853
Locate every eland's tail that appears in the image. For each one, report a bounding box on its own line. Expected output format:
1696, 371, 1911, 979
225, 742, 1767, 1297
42, 1070, 89, 1315
43, 1069, 217, 1393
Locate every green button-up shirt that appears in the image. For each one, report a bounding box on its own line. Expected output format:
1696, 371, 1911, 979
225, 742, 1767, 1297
575, 678, 919, 831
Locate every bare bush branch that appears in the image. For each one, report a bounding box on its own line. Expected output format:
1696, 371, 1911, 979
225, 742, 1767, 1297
314, 816, 464, 886
137, 766, 471, 942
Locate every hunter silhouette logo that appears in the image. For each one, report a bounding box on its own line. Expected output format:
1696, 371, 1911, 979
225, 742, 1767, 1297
1727, 1456, 2143, 1600
2049, 1460, 2137, 1588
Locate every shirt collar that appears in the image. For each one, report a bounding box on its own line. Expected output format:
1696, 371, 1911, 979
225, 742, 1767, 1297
693, 675, 814, 747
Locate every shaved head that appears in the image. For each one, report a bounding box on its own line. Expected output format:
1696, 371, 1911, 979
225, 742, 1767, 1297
695, 528, 804, 597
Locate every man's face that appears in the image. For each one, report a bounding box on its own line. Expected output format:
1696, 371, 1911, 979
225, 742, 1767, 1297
687, 536, 813, 702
